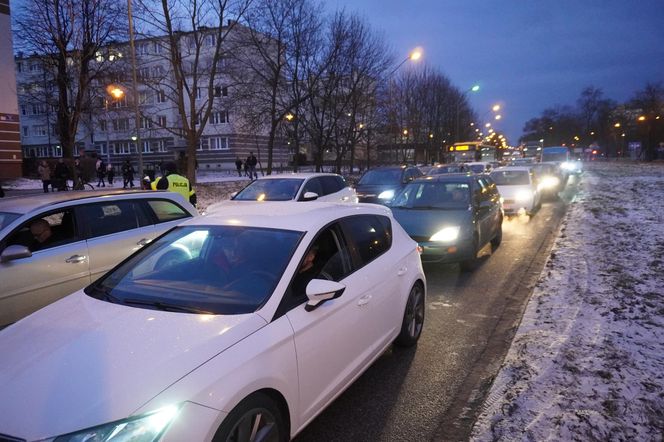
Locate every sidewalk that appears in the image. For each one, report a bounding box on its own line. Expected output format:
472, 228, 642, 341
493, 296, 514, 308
471, 162, 664, 440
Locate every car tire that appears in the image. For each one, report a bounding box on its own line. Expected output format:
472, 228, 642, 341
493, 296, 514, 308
394, 282, 425, 347
212, 392, 288, 442
460, 235, 480, 272
491, 219, 503, 251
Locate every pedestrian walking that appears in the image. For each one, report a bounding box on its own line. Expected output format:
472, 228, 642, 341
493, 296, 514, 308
246, 151, 258, 180
38, 160, 51, 193
121, 159, 135, 188
53, 158, 70, 191
235, 156, 243, 177
106, 163, 115, 186
96, 159, 106, 187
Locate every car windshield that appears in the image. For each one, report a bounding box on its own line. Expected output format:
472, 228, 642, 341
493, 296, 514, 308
0, 212, 21, 230
468, 164, 486, 173
541, 152, 568, 162
233, 178, 304, 201
491, 170, 531, 185
429, 165, 464, 175
391, 182, 470, 209
86, 225, 303, 315
358, 169, 402, 185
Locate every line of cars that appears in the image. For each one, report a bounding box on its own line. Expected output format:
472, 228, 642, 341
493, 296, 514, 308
0, 158, 571, 441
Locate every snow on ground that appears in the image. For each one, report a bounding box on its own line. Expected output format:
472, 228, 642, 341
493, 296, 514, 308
472, 161, 664, 441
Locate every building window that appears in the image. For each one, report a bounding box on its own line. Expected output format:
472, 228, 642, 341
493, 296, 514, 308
153, 41, 163, 53
139, 91, 149, 105
209, 136, 228, 150
151, 140, 166, 152
53, 145, 62, 157
196, 139, 205, 151
20, 106, 26, 115
100, 120, 107, 132
116, 142, 132, 155
196, 87, 203, 99
22, 126, 29, 137
152, 65, 164, 78
142, 140, 151, 153
113, 118, 130, 131
34, 125, 48, 136
157, 115, 167, 127
140, 117, 153, 129
138, 67, 150, 79
206, 34, 216, 47
210, 111, 229, 124
156, 90, 167, 103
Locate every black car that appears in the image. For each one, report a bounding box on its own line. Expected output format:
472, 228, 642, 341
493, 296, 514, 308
355, 166, 423, 203
389, 173, 503, 271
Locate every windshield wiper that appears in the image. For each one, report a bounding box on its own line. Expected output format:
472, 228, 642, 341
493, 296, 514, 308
123, 298, 213, 314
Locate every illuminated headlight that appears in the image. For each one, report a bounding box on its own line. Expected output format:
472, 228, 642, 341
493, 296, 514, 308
54, 405, 180, 442
538, 176, 560, 190
561, 161, 576, 171
515, 190, 532, 202
378, 189, 395, 200
430, 226, 460, 242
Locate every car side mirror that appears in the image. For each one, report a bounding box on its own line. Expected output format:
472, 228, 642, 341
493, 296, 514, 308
305, 279, 345, 311
1, 245, 32, 263
301, 191, 319, 201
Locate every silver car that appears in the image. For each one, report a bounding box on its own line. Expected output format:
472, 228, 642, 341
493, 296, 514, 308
0, 190, 198, 327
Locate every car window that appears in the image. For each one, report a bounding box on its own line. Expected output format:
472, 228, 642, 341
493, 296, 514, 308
87, 225, 303, 315
0, 212, 21, 231
79, 200, 149, 239
234, 178, 304, 201
6, 209, 78, 252
341, 215, 392, 268
320, 176, 343, 195
392, 181, 470, 209
358, 169, 402, 185
490, 170, 531, 185
145, 199, 192, 223
301, 177, 324, 197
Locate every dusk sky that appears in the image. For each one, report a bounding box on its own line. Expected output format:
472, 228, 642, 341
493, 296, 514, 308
331, 0, 664, 144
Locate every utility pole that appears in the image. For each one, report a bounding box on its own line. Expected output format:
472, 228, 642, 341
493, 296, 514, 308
127, 0, 143, 178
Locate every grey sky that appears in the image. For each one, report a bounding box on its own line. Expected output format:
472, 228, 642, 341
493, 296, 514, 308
331, 0, 664, 142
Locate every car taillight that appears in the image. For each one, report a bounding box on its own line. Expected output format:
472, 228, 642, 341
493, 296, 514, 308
417, 245, 423, 254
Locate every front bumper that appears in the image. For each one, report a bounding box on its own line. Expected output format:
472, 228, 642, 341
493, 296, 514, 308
415, 239, 475, 264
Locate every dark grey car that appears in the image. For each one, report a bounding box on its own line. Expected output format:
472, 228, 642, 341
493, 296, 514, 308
355, 166, 423, 204
389, 174, 503, 271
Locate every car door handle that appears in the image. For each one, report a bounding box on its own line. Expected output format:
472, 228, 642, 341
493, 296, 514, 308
65, 255, 87, 264
397, 266, 407, 276
137, 238, 152, 247
357, 295, 372, 306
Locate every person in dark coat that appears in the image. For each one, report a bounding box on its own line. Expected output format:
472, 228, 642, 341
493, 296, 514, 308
235, 156, 243, 177
106, 163, 115, 186
246, 152, 258, 180
54, 158, 70, 191
121, 159, 135, 188
96, 159, 106, 187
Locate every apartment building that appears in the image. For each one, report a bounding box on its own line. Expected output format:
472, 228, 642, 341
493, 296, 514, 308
16, 25, 289, 173
0, 0, 21, 179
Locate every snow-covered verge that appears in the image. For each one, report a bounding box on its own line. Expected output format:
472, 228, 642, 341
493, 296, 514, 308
471, 161, 664, 441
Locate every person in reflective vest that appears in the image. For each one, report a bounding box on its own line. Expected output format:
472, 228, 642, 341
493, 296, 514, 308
154, 161, 197, 206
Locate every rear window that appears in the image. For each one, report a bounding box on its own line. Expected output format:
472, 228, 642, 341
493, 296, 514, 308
490, 170, 531, 186
342, 215, 392, 267
146, 199, 192, 223
358, 169, 402, 185
234, 178, 304, 201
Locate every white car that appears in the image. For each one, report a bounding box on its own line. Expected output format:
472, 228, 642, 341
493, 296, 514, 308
0, 190, 198, 327
0, 202, 425, 441
206, 173, 357, 213
490, 166, 542, 215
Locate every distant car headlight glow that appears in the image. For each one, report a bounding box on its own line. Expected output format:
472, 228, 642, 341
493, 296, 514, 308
561, 161, 578, 171
515, 190, 532, 202
538, 176, 560, 190
430, 226, 460, 242
378, 189, 395, 200
54, 405, 180, 442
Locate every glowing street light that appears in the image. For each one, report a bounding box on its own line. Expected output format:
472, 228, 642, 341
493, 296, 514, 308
285, 113, 294, 121
492, 104, 501, 112
614, 122, 621, 128
638, 115, 646, 121
495, 114, 502, 120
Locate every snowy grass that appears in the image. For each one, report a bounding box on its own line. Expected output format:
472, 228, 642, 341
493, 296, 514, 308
471, 161, 664, 441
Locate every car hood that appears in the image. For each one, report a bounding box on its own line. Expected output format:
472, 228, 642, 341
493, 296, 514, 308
390, 207, 472, 238
0, 291, 267, 440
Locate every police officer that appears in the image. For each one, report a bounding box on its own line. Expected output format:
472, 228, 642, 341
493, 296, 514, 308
154, 161, 197, 206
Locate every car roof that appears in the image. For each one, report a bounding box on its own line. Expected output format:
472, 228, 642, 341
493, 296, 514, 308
252, 173, 341, 180
194, 201, 391, 232
0, 189, 166, 215
414, 173, 473, 183
492, 166, 532, 172
364, 166, 410, 171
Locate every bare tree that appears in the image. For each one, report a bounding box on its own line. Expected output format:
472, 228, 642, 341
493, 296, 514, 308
14, 0, 127, 159
135, 0, 251, 183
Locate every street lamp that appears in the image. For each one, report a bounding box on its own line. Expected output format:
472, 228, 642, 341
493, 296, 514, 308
455, 84, 480, 143
387, 47, 423, 77
104, 85, 125, 164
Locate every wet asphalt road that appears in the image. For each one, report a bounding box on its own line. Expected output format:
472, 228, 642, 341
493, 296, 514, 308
294, 177, 581, 442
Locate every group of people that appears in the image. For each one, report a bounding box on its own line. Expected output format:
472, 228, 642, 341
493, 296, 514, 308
234, 152, 258, 180
34, 158, 132, 192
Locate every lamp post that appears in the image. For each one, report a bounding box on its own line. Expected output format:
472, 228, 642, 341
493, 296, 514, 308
455, 84, 480, 143
105, 86, 125, 165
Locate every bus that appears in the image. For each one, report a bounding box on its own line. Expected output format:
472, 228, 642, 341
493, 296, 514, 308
447, 142, 497, 163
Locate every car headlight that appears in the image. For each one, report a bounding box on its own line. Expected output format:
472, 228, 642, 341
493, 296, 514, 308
561, 161, 576, 171
538, 176, 560, 190
515, 190, 532, 202
378, 189, 395, 200
54, 405, 180, 442
430, 226, 460, 242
